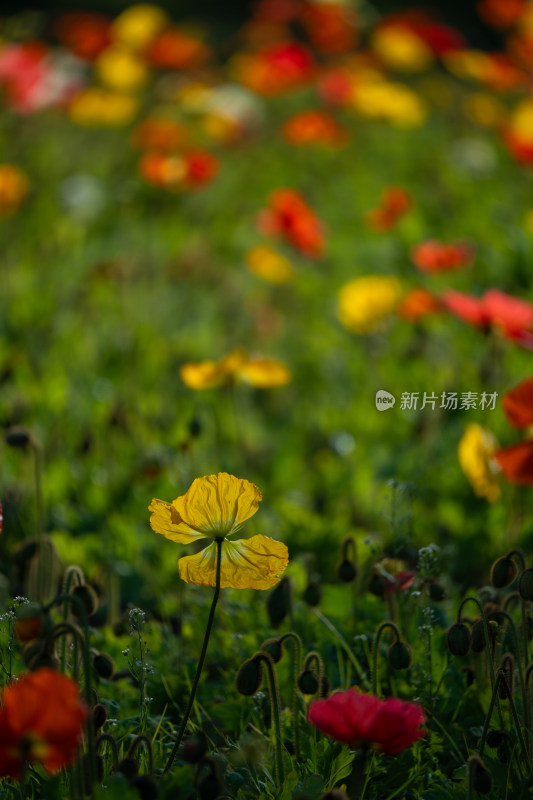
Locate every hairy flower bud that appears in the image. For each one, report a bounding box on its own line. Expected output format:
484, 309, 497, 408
490, 556, 516, 588
92, 703, 108, 730
470, 619, 487, 653
93, 652, 115, 679
118, 757, 139, 780
267, 577, 291, 628
297, 670, 320, 695
130, 775, 159, 800
5, 426, 32, 448
337, 559, 357, 583
485, 729, 504, 748
446, 623, 471, 656
428, 581, 445, 601
71, 584, 99, 617
388, 641, 412, 670
303, 582, 321, 607
236, 658, 263, 696
518, 568, 533, 601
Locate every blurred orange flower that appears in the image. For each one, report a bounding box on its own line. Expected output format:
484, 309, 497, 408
0, 165, 29, 215
300, 1, 359, 55
232, 41, 315, 96
132, 118, 189, 151
146, 27, 211, 70
257, 189, 325, 257
366, 186, 411, 231
502, 376, 533, 429
397, 288, 441, 321
411, 240, 474, 273
139, 150, 218, 189
282, 109, 347, 146
0, 668, 88, 779
477, 0, 527, 29
494, 440, 533, 485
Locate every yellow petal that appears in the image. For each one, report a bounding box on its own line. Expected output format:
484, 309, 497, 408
149, 498, 207, 543
180, 361, 226, 390
178, 535, 289, 589
174, 473, 262, 536
237, 359, 292, 388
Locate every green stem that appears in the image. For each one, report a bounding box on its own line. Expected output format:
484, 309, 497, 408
371, 622, 401, 696
457, 597, 504, 728
163, 539, 222, 776
252, 653, 285, 785
279, 632, 303, 761
488, 610, 529, 737
127, 734, 153, 776
31, 440, 45, 603
312, 608, 370, 690
347, 748, 370, 800
95, 734, 119, 773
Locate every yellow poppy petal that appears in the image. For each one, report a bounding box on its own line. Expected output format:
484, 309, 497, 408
178, 535, 289, 589
237, 359, 292, 388
180, 361, 226, 390
149, 498, 207, 543
174, 472, 262, 537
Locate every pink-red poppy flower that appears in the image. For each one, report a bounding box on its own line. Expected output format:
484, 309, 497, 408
308, 688, 426, 755
442, 289, 533, 342
257, 188, 325, 257
0, 668, 88, 779
411, 240, 474, 273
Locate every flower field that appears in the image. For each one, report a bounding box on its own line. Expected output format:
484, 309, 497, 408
1, 0, 533, 797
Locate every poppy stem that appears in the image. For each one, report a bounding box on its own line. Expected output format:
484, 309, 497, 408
163, 538, 223, 776
347, 748, 370, 800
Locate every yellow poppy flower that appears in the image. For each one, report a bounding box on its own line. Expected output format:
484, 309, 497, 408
458, 424, 501, 503
149, 473, 289, 589
338, 276, 402, 334
111, 4, 169, 51
245, 245, 294, 284
238, 358, 292, 388
180, 360, 226, 389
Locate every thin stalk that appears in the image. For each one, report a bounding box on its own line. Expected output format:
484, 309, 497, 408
371, 622, 401, 696
279, 632, 303, 760
252, 652, 285, 785
31, 439, 45, 603
312, 608, 370, 689
163, 538, 222, 776
127, 734, 154, 776
95, 734, 119, 773
488, 610, 529, 736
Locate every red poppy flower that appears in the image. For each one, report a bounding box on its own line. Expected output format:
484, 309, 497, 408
366, 186, 411, 232
411, 240, 474, 273
477, 0, 528, 30
300, 1, 359, 55
442, 289, 533, 342
234, 41, 315, 96
54, 13, 111, 60
494, 440, 533, 485
308, 688, 426, 755
145, 28, 210, 70
257, 188, 325, 257
0, 668, 88, 779
501, 376, 533, 429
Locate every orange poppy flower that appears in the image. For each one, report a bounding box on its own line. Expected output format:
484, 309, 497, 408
411, 240, 474, 273
494, 440, 533, 485
131, 118, 189, 151
282, 110, 347, 147
502, 376, 533, 429
257, 188, 325, 257
397, 288, 441, 321
54, 12, 111, 60
366, 186, 411, 231
0, 668, 88, 779
145, 27, 210, 70
477, 0, 527, 29
300, 1, 359, 55
139, 150, 218, 190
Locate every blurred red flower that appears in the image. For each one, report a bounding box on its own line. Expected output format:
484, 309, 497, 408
233, 41, 315, 95
54, 12, 111, 60
140, 150, 218, 190
308, 688, 426, 755
257, 189, 325, 257
145, 28, 211, 70
494, 440, 533, 485
477, 0, 527, 29
443, 289, 533, 345
502, 376, 533, 429
411, 240, 474, 273
366, 186, 411, 232
0, 668, 88, 779
282, 109, 347, 146
300, 1, 359, 55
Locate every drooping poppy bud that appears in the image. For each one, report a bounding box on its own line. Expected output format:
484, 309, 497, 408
261, 638, 283, 663
518, 568, 533, 601
446, 623, 471, 656
235, 658, 263, 696
297, 670, 320, 695
468, 756, 493, 795
388, 641, 412, 670
491, 556, 516, 588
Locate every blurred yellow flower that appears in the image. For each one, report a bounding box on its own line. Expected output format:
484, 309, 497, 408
353, 80, 427, 127
69, 88, 139, 126
0, 164, 29, 215
111, 4, 168, 50
338, 276, 403, 334
149, 473, 289, 588
245, 245, 294, 284
458, 424, 501, 503
443, 50, 487, 81
181, 349, 291, 389
96, 47, 148, 92
371, 25, 433, 73
238, 358, 292, 388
